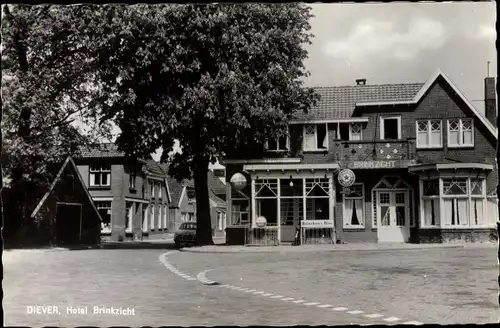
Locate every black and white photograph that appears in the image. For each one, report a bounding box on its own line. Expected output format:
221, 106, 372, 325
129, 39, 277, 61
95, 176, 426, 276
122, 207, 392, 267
2, 2, 499, 326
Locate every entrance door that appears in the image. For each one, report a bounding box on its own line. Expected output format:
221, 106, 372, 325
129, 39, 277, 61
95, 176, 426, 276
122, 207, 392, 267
377, 191, 410, 242
56, 203, 82, 245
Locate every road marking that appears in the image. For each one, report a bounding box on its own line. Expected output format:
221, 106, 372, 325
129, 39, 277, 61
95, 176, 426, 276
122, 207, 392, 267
333, 307, 348, 311
292, 300, 305, 303
403, 321, 423, 325
365, 314, 384, 319
271, 295, 284, 299
304, 302, 320, 306
253, 291, 265, 294
383, 317, 400, 322
348, 310, 364, 314
282, 297, 295, 301
317, 304, 333, 308
246, 289, 257, 293
262, 293, 273, 296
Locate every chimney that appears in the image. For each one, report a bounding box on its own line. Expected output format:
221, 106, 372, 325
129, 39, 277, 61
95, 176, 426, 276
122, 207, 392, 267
356, 79, 366, 86
485, 77, 497, 127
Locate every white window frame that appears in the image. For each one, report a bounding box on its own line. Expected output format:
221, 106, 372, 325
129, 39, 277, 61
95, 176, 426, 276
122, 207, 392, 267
264, 127, 290, 152
447, 118, 474, 148
157, 204, 162, 229
96, 201, 112, 233
89, 164, 111, 187
380, 116, 401, 140
303, 124, 329, 152
150, 204, 155, 230
129, 167, 136, 189
342, 183, 365, 229
416, 120, 443, 149
419, 178, 441, 228
142, 204, 149, 233
158, 182, 162, 199
149, 180, 155, 199
125, 202, 134, 233
419, 176, 491, 229
348, 123, 363, 141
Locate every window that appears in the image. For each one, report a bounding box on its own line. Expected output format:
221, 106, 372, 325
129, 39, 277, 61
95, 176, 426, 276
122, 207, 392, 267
187, 188, 196, 204
265, 129, 289, 151
230, 186, 250, 225
338, 123, 350, 141
96, 201, 112, 233
157, 205, 162, 229
447, 119, 473, 147
150, 204, 155, 229
380, 117, 401, 140
163, 205, 167, 229
303, 124, 328, 151
349, 123, 362, 141
142, 204, 148, 232
129, 167, 136, 189
150, 180, 155, 198
420, 177, 492, 228
217, 212, 224, 231
125, 202, 133, 232
422, 180, 440, 226
416, 120, 442, 148
90, 164, 111, 187
343, 184, 364, 228
158, 182, 162, 199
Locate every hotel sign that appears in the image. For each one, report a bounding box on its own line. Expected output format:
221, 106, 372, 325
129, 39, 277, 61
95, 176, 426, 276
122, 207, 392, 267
300, 220, 334, 228
349, 160, 417, 169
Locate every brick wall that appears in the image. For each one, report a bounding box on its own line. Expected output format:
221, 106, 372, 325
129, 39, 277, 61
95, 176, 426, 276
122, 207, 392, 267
417, 228, 498, 243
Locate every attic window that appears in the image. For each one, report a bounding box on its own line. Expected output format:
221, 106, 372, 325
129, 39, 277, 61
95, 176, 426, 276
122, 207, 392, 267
380, 117, 401, 140
187, 189, 196, 203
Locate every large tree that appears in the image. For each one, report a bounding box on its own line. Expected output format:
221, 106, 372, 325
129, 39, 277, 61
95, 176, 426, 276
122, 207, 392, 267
92, 3, 317, 245
1, 4, 112, 241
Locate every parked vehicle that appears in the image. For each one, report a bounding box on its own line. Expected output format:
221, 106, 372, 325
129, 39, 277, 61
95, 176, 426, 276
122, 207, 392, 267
174, 222, 197, 248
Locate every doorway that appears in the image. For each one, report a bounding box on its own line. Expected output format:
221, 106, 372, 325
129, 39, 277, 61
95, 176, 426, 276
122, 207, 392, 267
56, 203, 82, 245
376, 191, 410, 242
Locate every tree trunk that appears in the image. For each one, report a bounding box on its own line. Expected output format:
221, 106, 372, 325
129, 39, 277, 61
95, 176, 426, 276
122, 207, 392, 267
193, 156, 214, 246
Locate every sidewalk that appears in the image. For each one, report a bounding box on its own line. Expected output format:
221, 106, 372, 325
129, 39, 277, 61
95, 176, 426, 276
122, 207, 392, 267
179, 242, 497, 254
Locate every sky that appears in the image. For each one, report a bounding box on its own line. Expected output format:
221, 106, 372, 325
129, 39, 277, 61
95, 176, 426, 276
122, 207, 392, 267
108, 2, 497, 164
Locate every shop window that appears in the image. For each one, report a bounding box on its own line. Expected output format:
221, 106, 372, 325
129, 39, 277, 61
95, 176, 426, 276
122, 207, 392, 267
343, 184, 364, 228
125, 202, 133, 232
96, 201, 112, 233
381, 117, 401, 140
447, 118, 473, 147
416, 120, 442, 148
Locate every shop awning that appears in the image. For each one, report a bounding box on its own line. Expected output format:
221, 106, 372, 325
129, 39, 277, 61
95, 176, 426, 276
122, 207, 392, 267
243, 163, 340, 172
408, 163, 494, 173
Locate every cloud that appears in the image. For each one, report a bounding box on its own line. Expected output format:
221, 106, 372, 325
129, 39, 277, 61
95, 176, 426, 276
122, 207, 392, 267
322, 16, 446, 61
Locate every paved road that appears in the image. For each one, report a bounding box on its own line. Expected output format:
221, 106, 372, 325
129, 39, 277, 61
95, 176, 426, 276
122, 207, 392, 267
4, 245, 498, 326
167, 245, 499, 325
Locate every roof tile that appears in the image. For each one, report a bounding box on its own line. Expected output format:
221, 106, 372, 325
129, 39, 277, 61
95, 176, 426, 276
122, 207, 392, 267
294, 83, 424, 120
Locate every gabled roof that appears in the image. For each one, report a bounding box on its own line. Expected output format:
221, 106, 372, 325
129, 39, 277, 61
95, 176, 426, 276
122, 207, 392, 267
145, 159, 166, 177
30, 157, 103, 221
78, 143, 126, 158
355, 69, 497, 140
167, 176, 185, 208
207, 170, 226, 196
209, 189, 226, 208
292, 83, 423, 121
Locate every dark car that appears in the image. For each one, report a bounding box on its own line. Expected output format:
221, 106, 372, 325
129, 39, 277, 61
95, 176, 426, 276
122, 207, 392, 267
174, 222, 197, 248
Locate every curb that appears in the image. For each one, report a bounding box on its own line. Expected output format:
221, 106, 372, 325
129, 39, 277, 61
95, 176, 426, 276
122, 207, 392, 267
179, 244, 467, 254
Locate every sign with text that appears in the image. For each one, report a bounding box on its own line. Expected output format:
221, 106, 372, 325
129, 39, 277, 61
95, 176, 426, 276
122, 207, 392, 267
300, 220, 334, 228
348, 160, 416, 169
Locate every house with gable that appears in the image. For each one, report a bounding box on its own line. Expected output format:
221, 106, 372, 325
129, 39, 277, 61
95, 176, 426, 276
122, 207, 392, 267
74, 143, 172, 241
223, 69, 498, 244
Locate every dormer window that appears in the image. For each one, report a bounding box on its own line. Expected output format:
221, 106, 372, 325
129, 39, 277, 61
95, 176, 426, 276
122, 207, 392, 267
349, 123, 363, 141
303, 124, 328, 151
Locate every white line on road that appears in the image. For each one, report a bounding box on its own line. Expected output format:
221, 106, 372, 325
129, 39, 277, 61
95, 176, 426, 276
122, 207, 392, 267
262, 293, 273, 296
333, 307, 348, 311
282, 297, 295, 301
317, 304, 333, 308
402, 321, 423, 325
253, 291, 265, 294
348, 310, 364, 314
365, 314, 384, 319
383, 317, 400, 322
271, 295, 284, 299
304, 302, 320, 306
292, 300, 305, 303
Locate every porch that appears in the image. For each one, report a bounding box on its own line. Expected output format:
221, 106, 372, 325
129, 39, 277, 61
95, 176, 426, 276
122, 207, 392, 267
226, 163, 339, 246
